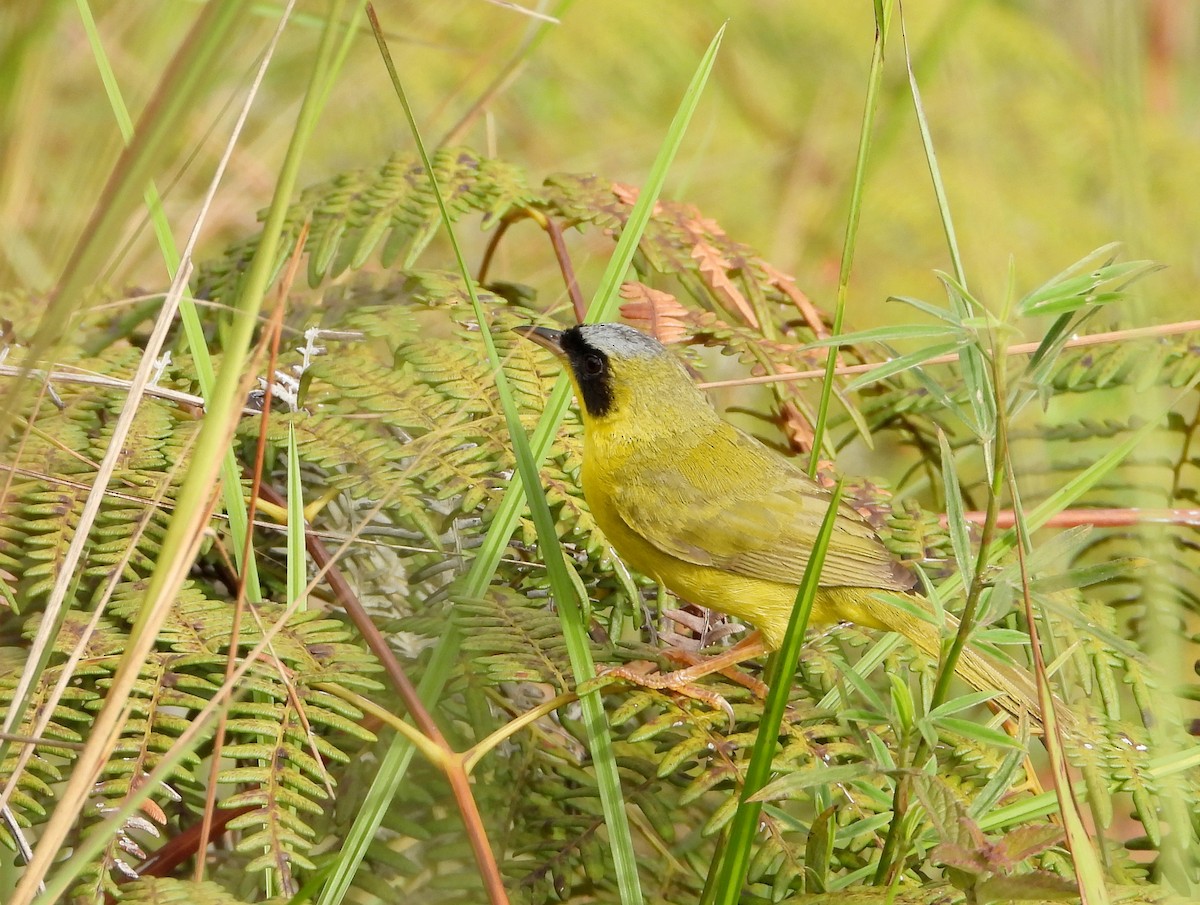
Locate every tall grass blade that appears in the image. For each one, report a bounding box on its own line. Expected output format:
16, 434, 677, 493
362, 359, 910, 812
937, 429, 974, 590
75, 0, 179, 274
808, 0, 891, 475
13, 4, 344, 901
17, 0, 245, 374
322, 20, 726, 905
80, 0, 264, 597
711, 482, 846, 904
286, 425, 306, 610
1006, 468, 1110, 905
898, 2, 966, 287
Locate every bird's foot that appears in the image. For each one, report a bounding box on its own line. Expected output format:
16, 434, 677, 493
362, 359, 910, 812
660, 648, 770, 700
581, 632, 772, 730
598, 661, 737, 728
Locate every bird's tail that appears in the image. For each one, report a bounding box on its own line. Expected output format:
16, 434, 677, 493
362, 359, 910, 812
829, 587, 1066, 733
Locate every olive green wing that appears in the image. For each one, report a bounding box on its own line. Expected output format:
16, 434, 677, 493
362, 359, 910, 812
609, 437, 912, 592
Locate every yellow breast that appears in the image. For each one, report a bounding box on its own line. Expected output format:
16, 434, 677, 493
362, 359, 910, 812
580, 426, 863, 649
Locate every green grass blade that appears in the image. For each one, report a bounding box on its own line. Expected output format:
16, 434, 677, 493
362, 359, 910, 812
1006, 470, 1110, 905
366, 18, 644, 901
937, 276, 996, 459
798, 322, 964, 348
286, 425, 306, 609
322, 22, 726, 905
18, 5, 345, 900
1016, 242, 1121, 313
80, 0, 263, 599
808, 0, 891, 475
711, 481, 846, 904
316, 724, 420, 904
898, 3, 965, 288
586, 27, 726, 324
842, 339, 966, 392
75, 0, 179, 275
886, 294, 965, 325
21, 0, 245, 368
937, 429, 974, 590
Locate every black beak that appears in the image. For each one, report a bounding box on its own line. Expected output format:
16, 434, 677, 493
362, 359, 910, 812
513, 325, 566, 355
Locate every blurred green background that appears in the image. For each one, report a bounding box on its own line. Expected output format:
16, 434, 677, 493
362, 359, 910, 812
3, 1, 1198, 328
1, 6, 1198, 900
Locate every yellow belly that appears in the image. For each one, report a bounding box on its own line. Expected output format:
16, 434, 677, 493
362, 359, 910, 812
582, 462, 889, 650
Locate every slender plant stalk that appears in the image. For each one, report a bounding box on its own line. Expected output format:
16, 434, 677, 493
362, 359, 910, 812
13, 0, 245, 382
711, 484, 846, 903
807, 0, 892, 475
931, 413, 1005, 709
438, 0, 577, 148
194, 244, 295, 885
10, 3, 346, 901
898, 1, 966, 288
1006, 461, 1111, 905
320, 13, 726, 904
874, 335, 1007, 886
75, 0, 179, 273
81, 0, 290, 601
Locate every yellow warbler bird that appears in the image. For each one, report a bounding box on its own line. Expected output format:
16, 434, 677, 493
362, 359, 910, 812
517, 322, 1046, 727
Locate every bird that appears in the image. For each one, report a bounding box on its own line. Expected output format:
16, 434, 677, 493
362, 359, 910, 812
515, 321, 1049, 728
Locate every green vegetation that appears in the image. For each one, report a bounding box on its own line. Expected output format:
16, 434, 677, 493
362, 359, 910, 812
0, 3, 1198, 904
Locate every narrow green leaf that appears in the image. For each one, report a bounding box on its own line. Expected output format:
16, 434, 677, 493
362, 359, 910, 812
932, 717, 1023, 750
973, 628, 1035, 647
926, 689, 1000, 720
898, 4, 966, 287
1025, 311, 1076, 374
808, 0, 892, 473
711, 481, 846, 904
1018, 242, 1122, 307
325, 19, 728, 905
750, 763, 871, 803
1005, 483, 1110, 905
803, 806, 837, 893
888, 674, 915, 734
843, 339, 966, 392
886, 294, 964, 325
799, 322, 963, 349
18, 0, 245, 376
968, 745, 1030, 820
815, 634, 905, 713
937, 430, 974, 590
286, 425, 306, 610
81, 0, 262, 601
75, 0, 179, 273
1018, 254, 1161, 317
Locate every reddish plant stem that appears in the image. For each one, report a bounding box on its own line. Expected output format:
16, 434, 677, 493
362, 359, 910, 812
700, 318, 1200, 391
194, 222, 304, 885
955, 508, 1200, 529
256, 479, 509, 905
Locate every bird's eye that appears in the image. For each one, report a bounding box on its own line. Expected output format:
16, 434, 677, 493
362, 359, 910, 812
583, 354, 606, 377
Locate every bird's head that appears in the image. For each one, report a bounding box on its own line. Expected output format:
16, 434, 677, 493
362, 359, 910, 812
515, 322, 712, 430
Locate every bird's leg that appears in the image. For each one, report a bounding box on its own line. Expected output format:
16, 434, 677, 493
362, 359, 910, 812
601, 631, 771, 724
656, 631, 771, 697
